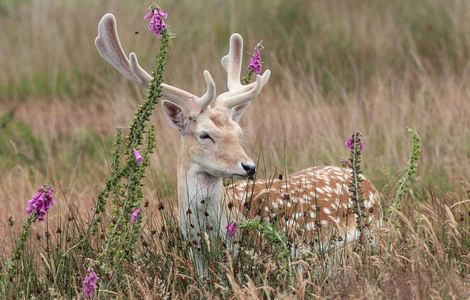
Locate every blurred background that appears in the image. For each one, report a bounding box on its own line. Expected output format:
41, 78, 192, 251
0, 0, 469, 240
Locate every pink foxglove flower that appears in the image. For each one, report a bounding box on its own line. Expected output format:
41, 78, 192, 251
226, 222, 237, 237
25, 185, 55, 221
345, 136, 364, 152
145, 5, 168, 36
248, 42, 263, 75
133, 148, 143, 164
82, 267, 99, 298
130, 208, 142, 225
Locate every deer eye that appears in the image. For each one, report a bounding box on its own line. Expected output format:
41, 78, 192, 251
198, 131, 215, 143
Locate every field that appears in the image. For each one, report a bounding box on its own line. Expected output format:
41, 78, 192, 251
0, 0, 469, 298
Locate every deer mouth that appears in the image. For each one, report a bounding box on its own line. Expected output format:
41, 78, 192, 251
231, 172, 255, 179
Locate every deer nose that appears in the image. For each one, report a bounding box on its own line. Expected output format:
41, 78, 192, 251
241, 162, 256, 176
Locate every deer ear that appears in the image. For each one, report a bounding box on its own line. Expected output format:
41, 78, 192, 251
162, 100, 188, 132
231, 102, 250, 123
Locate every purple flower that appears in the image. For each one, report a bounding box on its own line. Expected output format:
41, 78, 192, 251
226, 222, 237, 237
133, 148, 143, 164
25, 185, 55, 221
248, 42, 263, 75
345, 136, 364, 152
145, 6, 168, 36
144, 8, 154, 20
83, 267, 99, 298
130, 208, 142, 225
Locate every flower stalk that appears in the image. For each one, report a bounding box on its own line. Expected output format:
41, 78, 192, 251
97, 24, 169, 287
394, 128, 421, 204
347, 131, 368, 244
0, 213, 36, 294
242, 41, 264, 84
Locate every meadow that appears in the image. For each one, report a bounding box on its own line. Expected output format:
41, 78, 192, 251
0, 0, 469, 298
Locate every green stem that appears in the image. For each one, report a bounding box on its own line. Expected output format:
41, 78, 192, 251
126, 29, 169, 150
394, 128, 421, 204
98, 30, 169, 285
241, 69, 254, 85
348, 132, 367, 243
86, 30, 169, 244
0, 213, 36, 295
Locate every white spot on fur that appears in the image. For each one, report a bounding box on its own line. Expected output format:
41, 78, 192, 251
306, 222, 316, 231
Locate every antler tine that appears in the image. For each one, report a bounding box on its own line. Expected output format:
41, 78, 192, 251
159, 71, 215, 112
222, 72, 270, 108
129, 52, 153, 84
216, 33, 271, 109
95, 13, 144, 84
95, 13, 215, 111
221, 33, 243, 90
197, 71, 216, 109
130, 52, 206, 110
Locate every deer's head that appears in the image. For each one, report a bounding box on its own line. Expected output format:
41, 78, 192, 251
95, 14, 270, 178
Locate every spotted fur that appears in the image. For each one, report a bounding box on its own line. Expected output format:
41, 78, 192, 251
225, 166, 382, 247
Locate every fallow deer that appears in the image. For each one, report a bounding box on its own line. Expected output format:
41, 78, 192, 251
95, 13, 382, 275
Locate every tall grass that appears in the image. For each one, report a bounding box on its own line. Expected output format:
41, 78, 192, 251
0, 0, 469, 298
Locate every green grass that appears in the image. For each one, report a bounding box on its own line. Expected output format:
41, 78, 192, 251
0, 110, 44, 168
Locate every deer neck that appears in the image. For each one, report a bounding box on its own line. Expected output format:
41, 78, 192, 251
176, 142, 227, 240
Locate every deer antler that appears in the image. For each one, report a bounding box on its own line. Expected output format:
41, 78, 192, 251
95, 13, 215, 111
215, 33, 270, 109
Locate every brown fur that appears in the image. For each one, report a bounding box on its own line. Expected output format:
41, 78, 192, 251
225, 166, 382, 245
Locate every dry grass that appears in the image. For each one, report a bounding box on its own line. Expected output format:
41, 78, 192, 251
0, 0, 469, 298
